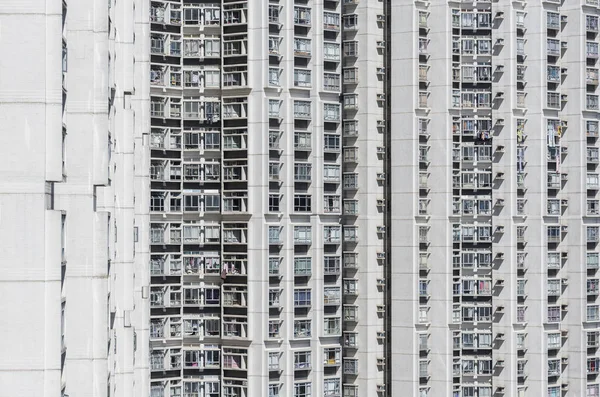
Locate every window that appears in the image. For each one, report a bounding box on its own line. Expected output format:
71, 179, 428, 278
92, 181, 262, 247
324, 256, 340, 274
269, 68, 280, 86
294, 6, 311, 25
294, 163, 312, 181
323, 165, 340, 182
294, 194, 312, 212
204, 39, 220, 58
343, 14, 358, 29
294, 257, 312, 275
294, 289, 311, 306
268, 226, 281, 245
324, 317, 340, 335
294, 319, 311, 338
589, 41, 600, 58
294, 100, 311, 118
323, 12, 340, 29
294, 38, 312, 56
294, 131, 311, 150
268, 5, 280, 23
343, 41, 358, 57
548, 306, 560, 322
324, 379, 340, 397
324, 43, 341, 61
547, 279, 560, 296
269, 99, 281, 118
294, 351, 311, 369
294, 382, 312, 397
589, 226, 600, 243
294, 69, 312, 87
344, 226, 358, 242
589, 305, 600, 321
343, 94, 358, 110
268, 194, 280, 212
294, 226, 312, 244
268, 257, 281, 276
268, 320, 281, 338
323, 103, 340, 121
517, 306, 526, 323
269, 384, 280, 397
269, 162, 280, 181
548, 387, 560, 397
324, 134, 340, 151
547, 332, 561, 349
323, 73, 340, 91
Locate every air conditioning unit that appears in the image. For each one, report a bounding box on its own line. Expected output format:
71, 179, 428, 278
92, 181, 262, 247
496, 145, 505, 152
496, 359, 505, 367
377, 67, 385, 75
496, 278, 505, 286
376, 173, 386, 181
496, 198, 505, 206
496, 11, 504, 18
377, 331, 386, 339
496, 118, 505, 125
496, 304, 505, 312
377, 93, 385, 101
496, 332, 505, 340
376, 357, 385, 366
377, 14, 385, 22
376, 252, 385, 260
376, 199, 385, 207
496, 225, 505, 233
376, 384, 386, 393
496, 171, 505, 178
377, 146, 385, 154
496, 38, 505, 45
496, 252, 504, 259
377, 226, 386, 234
376, 278, 386, 287
377, 305, 385, 313
377, 120, 385, 127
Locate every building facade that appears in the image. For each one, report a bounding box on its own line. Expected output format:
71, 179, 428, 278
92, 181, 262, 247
0, 0, 147, 396
391, 1, 600, 397
147, 0, 386, 396
7, 0, 600, 397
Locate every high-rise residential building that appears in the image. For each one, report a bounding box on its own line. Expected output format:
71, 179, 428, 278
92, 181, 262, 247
147, 0, 385, 396
0, 0, 146, 396
391, 1, 600, 397
7, 0, 600, 397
